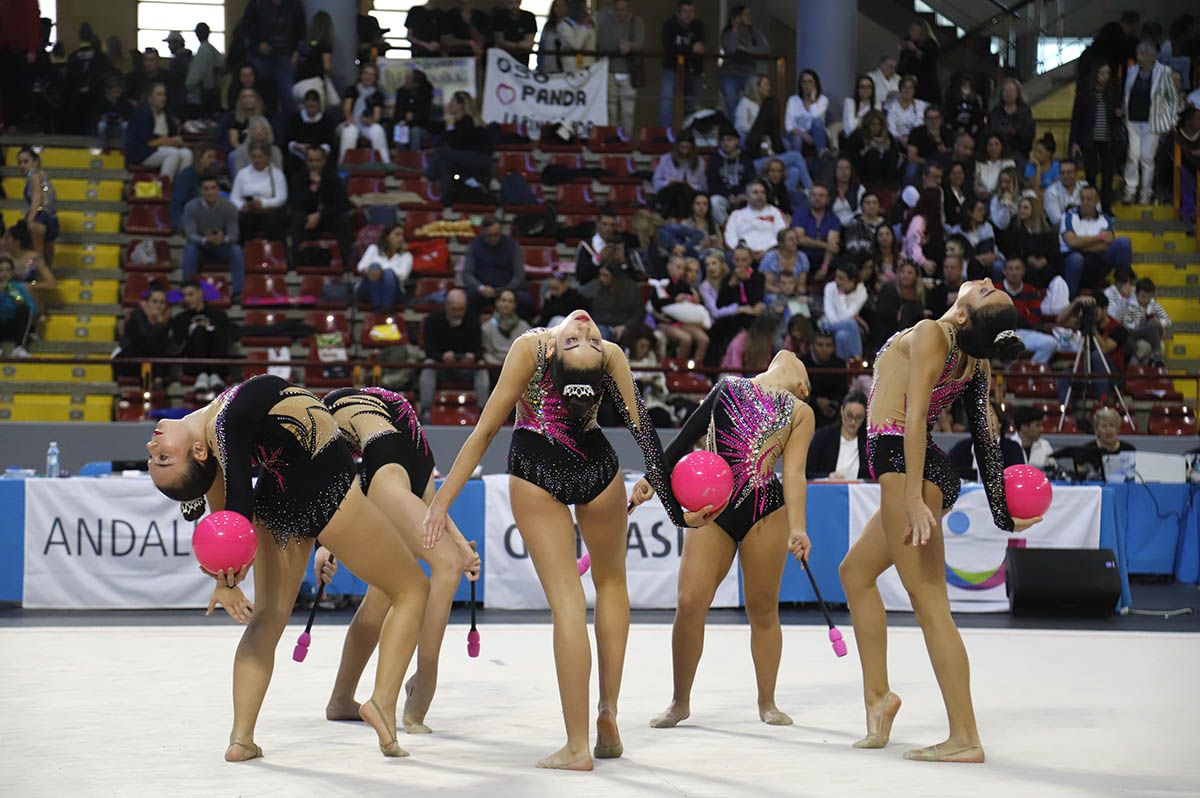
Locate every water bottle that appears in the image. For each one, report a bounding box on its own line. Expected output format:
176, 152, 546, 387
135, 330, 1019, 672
46, 441, 60, 478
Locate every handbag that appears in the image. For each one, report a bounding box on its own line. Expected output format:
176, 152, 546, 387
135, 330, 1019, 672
408, 238, 450, 275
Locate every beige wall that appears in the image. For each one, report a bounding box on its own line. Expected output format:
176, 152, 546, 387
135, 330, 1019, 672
54, 0, 250, 52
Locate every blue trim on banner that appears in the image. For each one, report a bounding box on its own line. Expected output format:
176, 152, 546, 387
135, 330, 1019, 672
0, 480, 26, 602
780, 484, 849, 604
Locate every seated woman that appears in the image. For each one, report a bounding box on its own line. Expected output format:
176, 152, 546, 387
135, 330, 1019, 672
482, 288, 532, 365
650, 255, 710, 363
0, 221, 56, 311
339, 63, 391, 163
424, 91, 493, 191
806, 389, 871, 480
124, 82, 194, 179
355, 224, 412, 312
217, 88, 265, 163
14, 148, 60, 263
845, 110, 904, 190
1070, 406, 1137, 479
0, 254, 36, 357
231, 115, 284, 175
230, 143, 289, 242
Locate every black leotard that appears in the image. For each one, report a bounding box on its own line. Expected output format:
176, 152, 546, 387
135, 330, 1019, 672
213, 374, 357, 546
323, 387, 436, 496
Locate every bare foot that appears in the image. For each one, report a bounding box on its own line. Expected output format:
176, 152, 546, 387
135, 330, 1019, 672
649, 701, 690, 729
403, 716, 432, 734
853, 692, 902, 749
224, 740, 262, 762
402, 675, 433, 734
594, 707, 622, 758
325, 697, 362, 722
536, 744, 593, 771
359, 697, 409, 758
759, 705, 793, 726
903, 740, 985, 763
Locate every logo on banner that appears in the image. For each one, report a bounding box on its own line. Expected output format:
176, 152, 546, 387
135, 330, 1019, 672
496, 84, 517, 105
482, 49, 608, 137
942, 510, 1006, 591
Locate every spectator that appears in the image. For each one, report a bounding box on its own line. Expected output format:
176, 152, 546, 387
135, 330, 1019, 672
339, 62, 390, 163
746, 97, 813, 193
868, 53, 901, 103
596, 0, 644, 134
162, 31, 192, 114
785, 68, 830, 154
997, 256, 1058, 364
941, 160, 971, 224
124, 83, 194, 179
242, 0, 307, 117
491, 0, 539, 66
1053, 293, 1128, 405
758, 157, 797, 218
801, 330, 848, 426
873, 260, 925, 351
0, 254, 35, 357
842, 74, 883, 138
1004, 197, 1057, 291
1104, 268, 1136, 321
576, 209, 625, 284
766, 268, 811, 337
806, 389, 870, 480
975, 133, 1016, 199
721, 314, 776, 375
846, 109, 904, 189
884, 75, 927, 147
1077, 11, 1140, 89
1060, 185, 1132, 297
231, 115, 284, 175
984, 78, 1035, 161
231, 142, 288, 241
185, 23, 224, 118
759, 227, 810, 295
819, 260, 867, 361
171, 144, 219, 231
535, 271, 590, 327
924, 252, 964, 317
650, 255, 709, 362
225, 64, 273, 118
1171, 106, 1200, 225
652, 133, 706, 219
285, 90, 337, 177
358, 0, 391, 61
723, 179, 788, 259
734, 74, 769, 140
218, 88, 265, 157
62, 23, 111, 134
124, 48, 172, 119
949, 401, 1024, 480
115, 280, 171, 377
954, 198, 1000, 278
1121, 277, 1172, 364
580, 254, 644, 342
710, 246, 766, 354
439, 0, 489, 56
92, 74, 129, 147
356, 223, 412, 311
719, 5, 769, 121
843, 191, 885, 259
14, 148, 59, 262
405, 1, 443, 58
463, 216, 531, 315
481, 288, 532, 365
659, 0, 705, 125
792, 183, 842, 279
1071, 406, 1136, 479
707, 129, 755, 227
539, 1, 595, 74
626, 329, 673, 426
181, 174, 245, 304
1043, 157, 1087, 227
945, 73, 984, 139
949, 132, 978, 189
989, 166, 1021, 238
171, 278, 231, 391
906, 104, 953, 180
872, 222, 902, 280
418, 288, 490, 416
902, 187, 945, 278
1159, 14, 1194, 91
1122, 40, 1180, 204
292, 11, 338, 109
1024, 132, 1061, 193
1012, 406, 1053, 468
393, 69, 435, 152
830, 157, 866, 226
1070, 63, 1124, 213
898, 20, 940, 104
287, 147, 350, 264
425, 90, 492, 190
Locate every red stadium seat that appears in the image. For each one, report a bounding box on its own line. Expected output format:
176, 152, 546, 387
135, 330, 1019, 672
346, 175, 386, 197
198, 275, 232, 308
637, 125, 674, 155
121, 272, 169, 307
429, 405, 481, 425
243, 274, 293, 306
124, 204, 172, 235
243, 239, 289, 274
124, 239, 172, 271
240, 310, 298, 347
546, 154, 585, 173
303, 340, 350, 387
296, 239, 345, 275
127, 174, 171, 204
359, 312, 409, 348
495, 122, 534, 151
341, 148, 380, 165
1006, 361, 1057, 399
539, 129, 583, 153
606, 184, 647, 209
304, 311, 350, 337
1126, 365, 1183, 401
523, 246, 559, 277
496, 151, 539, 181
598, 155, 641, 184
298, 274, 350, 309
240, 351, 273, 380
411, 277, 452, 313
556, 183, 595, 213
664, 358, 713, 394
403, 210, 442, 238
588, 125, 634, 153
396, 179, 442, 210
392, 150, 427, 171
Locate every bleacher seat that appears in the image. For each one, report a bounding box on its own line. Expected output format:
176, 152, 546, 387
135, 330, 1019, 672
299, 274, 350, 309
124, 204, 172, 235
1007, 361, 1057, 398
392, 150, 427, 170
122, 272, 169, 306
342, 148, 380, 166
243, 274, 293, 306
403, 210, 441, 238
589, 125, 634, 153
497, 151, 540, 182
198, 276, 232, 308
396, 179, 442, 210
359, 312, 408, 348
664, 358, 713, 394
539, 131, 583, 153
506, 181, 546, 214
523, 246, 559, 277
598, 155, 641, 184
127, 174, 171, 204
495, 122, 534, 151
347, 176, 386, 197
606, 184, 647, 210
123, 239, 172, 271
411, 277, 452, 313
243, 239, 289, 274
545, 154, 585, 177
1147, 404, 1197, 436
1126, 365, 1183, 401
240, 311, 297, 347
304, 339, 351, 388
556, 183, 595, 213
241, 351, 273, 380
296, 240, 345, 275
637, 126, 674, 155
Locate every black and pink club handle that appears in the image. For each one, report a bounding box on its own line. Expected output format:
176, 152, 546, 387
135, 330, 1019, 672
293, 580, 326, 663
800, 558, 847, 658
467, 579, 480, 658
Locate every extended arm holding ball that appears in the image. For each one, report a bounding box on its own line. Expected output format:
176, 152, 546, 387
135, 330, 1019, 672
963, 362, 1015, 532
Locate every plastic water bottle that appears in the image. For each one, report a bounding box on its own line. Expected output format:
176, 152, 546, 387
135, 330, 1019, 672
46, 441, 60, 478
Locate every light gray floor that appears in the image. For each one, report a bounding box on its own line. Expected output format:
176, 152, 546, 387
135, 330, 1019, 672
1, 623, 1196, 797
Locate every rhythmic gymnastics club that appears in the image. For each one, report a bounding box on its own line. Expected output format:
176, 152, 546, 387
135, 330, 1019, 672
293, 578, 328, 663
577, 552, 591, 576
800, 558, 847, 658
467, 579, 480, 657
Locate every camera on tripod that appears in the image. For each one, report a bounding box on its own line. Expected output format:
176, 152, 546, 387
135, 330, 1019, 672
1074, 296, 1100, 333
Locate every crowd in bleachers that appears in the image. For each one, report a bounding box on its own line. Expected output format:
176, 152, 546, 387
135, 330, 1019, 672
0, 2, 1196, 434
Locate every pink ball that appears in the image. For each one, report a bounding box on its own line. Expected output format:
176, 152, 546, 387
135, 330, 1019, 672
193, 511, 257, 574
1003, 465, 1052, 521
671, 451, 734, 513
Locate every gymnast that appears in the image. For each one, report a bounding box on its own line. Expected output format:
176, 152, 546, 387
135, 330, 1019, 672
314, 387, 480, 734
838, 279, 1041, 763
630, 351, 816, 729
422, 312, 715, 770
146, 374, 429, 760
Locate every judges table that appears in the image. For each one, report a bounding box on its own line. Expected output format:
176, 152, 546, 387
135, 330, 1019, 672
0, 478, 1195, 610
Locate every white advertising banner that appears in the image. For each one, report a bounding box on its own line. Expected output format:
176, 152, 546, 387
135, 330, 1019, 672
847, 484, 1102, 613
23, 477, 227, 609
378, 56, 477, 99
483, 474, 739, 610
481, 49, 608, 137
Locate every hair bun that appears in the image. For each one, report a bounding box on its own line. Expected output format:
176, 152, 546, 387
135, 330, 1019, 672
992, 329, 1025, 360
181, 497, 207, 522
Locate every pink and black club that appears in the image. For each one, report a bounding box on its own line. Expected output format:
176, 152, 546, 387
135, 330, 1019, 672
801, 558, 847, 657
467, 579, 480, 657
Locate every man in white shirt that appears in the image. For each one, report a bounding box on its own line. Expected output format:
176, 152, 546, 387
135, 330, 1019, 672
868, 54, 901, 103
1012, 407, 1054, 469
1059, 184, 1132, 298
230, 142, 289, 241
819, 260, 867, 361
1043, 158, 1088, 227
723, 179, 788, 259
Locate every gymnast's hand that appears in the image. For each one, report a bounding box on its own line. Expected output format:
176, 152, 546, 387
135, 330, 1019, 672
423, 503, 449, 549
202, 563, 251, 587
788, 529, 811, 561
207, 584, 253, 624
460, 540, 481, 581
1012, 515, 1043, 533
628, 478, 654, 513
905, 497, 937, 546
313, 546, 338, 585
682, 503, 723, 528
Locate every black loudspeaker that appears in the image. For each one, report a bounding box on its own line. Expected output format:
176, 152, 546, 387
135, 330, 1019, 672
1004, 548, 1121, 617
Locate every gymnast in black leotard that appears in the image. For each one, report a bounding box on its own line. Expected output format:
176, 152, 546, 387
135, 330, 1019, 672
146, 374, 431, 761
629, 352, 816, 731
423, 312, 712, 771
317, 387, 478, 734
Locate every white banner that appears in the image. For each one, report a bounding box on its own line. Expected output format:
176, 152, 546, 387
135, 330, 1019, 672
483, 474, 739, 610
378, 56, 477, 99
481, 49, 608, 137
848, 484, 1102, 613
23, 478, 229, 609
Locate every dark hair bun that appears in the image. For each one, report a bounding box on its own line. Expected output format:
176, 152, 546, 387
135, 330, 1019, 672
181, 497, 207, 522
992, 329, 1025, 361
550, 355, 606, 423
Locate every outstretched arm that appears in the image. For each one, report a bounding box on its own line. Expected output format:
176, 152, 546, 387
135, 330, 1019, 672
964, 361, 1019, 532
783, 402, 816, 560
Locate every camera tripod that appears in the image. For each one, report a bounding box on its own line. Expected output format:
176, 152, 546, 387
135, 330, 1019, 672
1058, 329, 1134, 432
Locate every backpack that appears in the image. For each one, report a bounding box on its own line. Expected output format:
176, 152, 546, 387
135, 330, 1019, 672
499, 172, 537, 206
512, 206, 558, 239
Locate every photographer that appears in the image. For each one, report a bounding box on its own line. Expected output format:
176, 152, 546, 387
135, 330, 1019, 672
1054, 292, 1127, 404
171, 279, 231, 393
